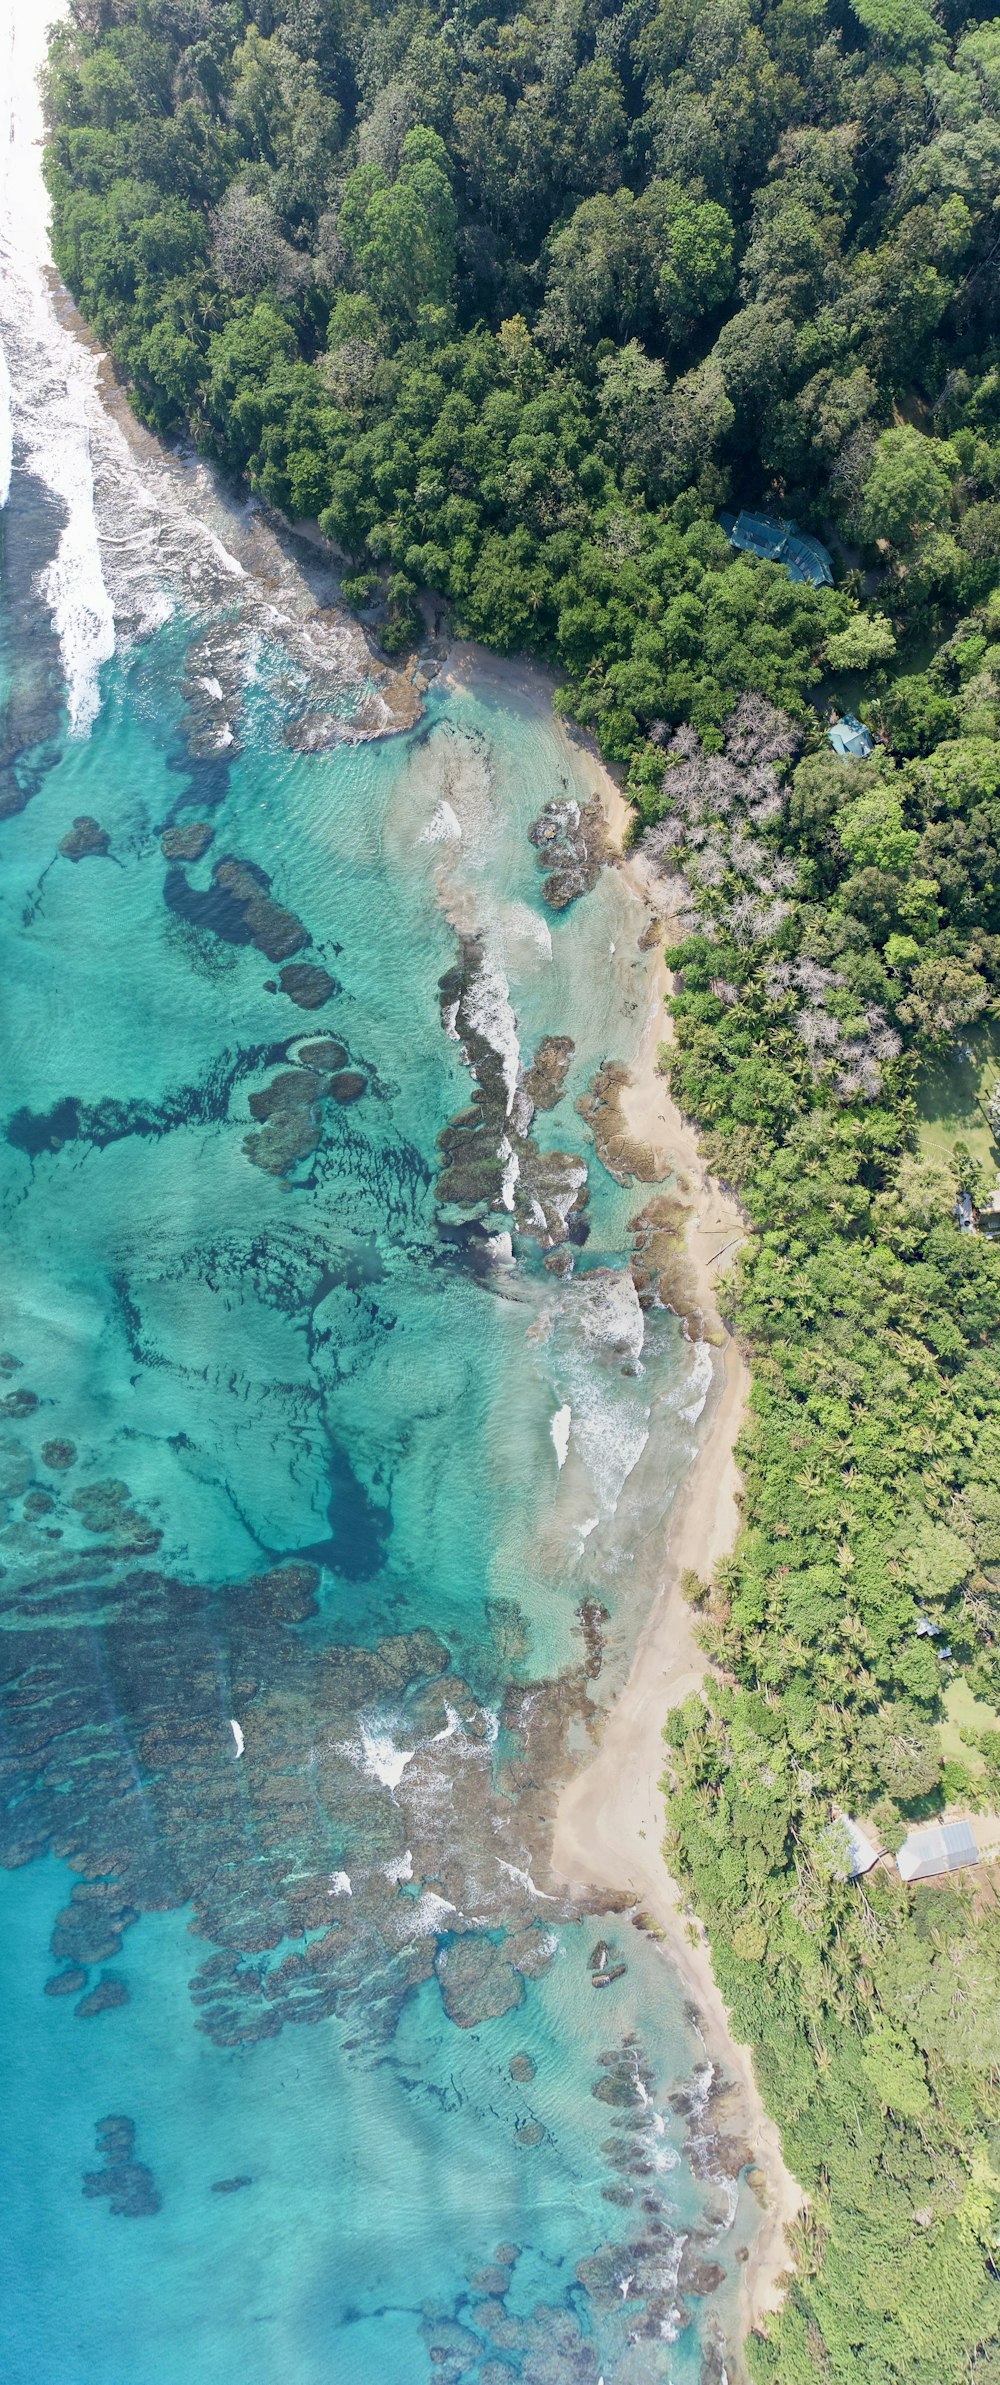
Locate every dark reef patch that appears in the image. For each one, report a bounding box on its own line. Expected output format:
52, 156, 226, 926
276, 962, 339, 1008
76, 1971, 129, 2018
7, 1041, 298, 1158
164, 854, 309, 964
160, 821, 213, 861
41, 1439, 77, 1469
244, 1067, 330, 1176
83, 2116, 161, 2219
59, 815, 112, 862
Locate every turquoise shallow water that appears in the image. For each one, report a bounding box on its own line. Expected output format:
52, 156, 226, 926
0, 494, 748, 2383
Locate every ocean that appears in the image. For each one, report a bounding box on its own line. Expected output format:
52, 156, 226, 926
0, 8, 757, 2377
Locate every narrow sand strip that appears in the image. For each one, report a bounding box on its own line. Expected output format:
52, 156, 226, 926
549, 795, 805, 2354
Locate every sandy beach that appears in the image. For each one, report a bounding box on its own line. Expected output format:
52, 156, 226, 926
542, 785, 805, 2355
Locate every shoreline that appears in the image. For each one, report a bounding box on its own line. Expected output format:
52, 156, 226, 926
17, 160, 801, 2329
546, 781, 805, 2358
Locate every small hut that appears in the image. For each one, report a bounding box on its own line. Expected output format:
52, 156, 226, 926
827, 714, 874, 761
833, 1815, 882, 1878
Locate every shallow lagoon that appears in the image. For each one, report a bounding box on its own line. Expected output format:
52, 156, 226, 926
0, 520, 751, 2380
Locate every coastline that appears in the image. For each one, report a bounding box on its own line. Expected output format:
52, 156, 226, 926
543, 764, 805, 2355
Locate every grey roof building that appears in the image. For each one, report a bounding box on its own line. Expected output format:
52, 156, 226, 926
896, 1817, 979, 1882
719, 509, 835, 587
831, 1814, 882, 1878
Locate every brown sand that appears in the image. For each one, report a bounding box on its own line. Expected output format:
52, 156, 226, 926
549, 795, 805, 2352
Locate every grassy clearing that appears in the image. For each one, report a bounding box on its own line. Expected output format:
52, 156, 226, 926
916, 1019, 1000, 1180
938, 1678, 1000, 1779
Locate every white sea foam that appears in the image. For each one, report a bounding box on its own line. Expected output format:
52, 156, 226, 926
499, 1136, 520, 1211
570, 1269, 645, 1366
420, 797, 462, 843
340, 1721, 416, 1792
329, 1870, 352, 1896
408, 1890, 456, 1934
0, 0, 116, 730
360, 1725, 415, 1791
0, 333, 11, 510
551, 1403, 571, 1468
462, 947, 521, 1115
496, 1858, 557, 1901
677, 1336, 713, 1425
383, 1848, 413, 1883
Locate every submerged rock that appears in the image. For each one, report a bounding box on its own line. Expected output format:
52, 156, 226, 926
277, 962, 338, 1009
296, 1038, 348, 1070
160, 821, 213, 861
60, 815, 111, 862
244, 1066, 328, 1176
328, 1070, 367, 1104
44, 1965, 88, 1997
76, 1972, 129, 2018
83, 2115, 161, 2218
164, 852, 309, 964
40, 1436, 76, 1469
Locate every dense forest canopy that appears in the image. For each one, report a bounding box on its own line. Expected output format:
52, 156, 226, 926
41, 2, 1000, 2381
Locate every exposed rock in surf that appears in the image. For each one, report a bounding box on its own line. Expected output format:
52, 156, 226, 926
523, 1034, 574, 1111
629, 1193, 702, 1326
160, 821, 213, 861
59, 814, 111, 862
436, 937, 588, 1255
677, 2248, 726, 2298
528, 794, 609, 909
577, 1061, 664, 1186
277, 962, 338, 1008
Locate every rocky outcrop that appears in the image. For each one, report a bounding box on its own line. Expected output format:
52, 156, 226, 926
529, 795, 609, 909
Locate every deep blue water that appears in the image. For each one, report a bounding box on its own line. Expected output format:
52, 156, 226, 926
0, 469, 751, 2383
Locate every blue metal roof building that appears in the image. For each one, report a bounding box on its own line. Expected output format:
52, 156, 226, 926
720, 509, 835, 588
828, 713, 874, 761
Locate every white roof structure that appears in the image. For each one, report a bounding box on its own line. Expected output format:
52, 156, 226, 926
896, 1818, 979, 1882
831, 1814, 882, 1878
